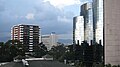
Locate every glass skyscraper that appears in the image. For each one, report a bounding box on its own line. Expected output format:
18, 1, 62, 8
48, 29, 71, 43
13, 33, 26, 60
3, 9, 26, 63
93, 0, 103, 45
93, 0, 120, 65
73, 0, 120, 65
73, 16, 84, 45
80, 3, 94, 44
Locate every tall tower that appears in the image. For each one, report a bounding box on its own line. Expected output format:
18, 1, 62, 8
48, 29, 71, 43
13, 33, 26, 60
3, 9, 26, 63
11, 24, 40, 54
93, 0, 103, 45
93, 0, 120, 65
73, 16, 84, 45
80, 3, 94, 44
104, 0, 120, 65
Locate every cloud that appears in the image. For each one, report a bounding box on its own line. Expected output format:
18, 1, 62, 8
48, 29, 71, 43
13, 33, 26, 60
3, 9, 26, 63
80, 0, 92, 5
33, 2, 73, 35
0, 32, 10, 38
0, 32, 11, 42
0, 0, 80, 42
43, 0, 80, 9
57, 16, 71, 23
0, 5, 4, 12
0, 0, 5, 12
25, 13, 35, 20
58, 34, 72, 39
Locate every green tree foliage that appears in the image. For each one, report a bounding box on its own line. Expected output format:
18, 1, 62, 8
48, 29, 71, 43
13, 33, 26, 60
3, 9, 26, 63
0, 43, 10, 62
48, 44, 66, 60
33, 42, 47, 58
63, 45, 75, 61
52, 41, 103, 67
105, 64, 120, 67
0, 40, 25, 62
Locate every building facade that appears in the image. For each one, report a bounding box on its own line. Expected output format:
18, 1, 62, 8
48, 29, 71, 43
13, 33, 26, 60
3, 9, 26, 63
80, 3, 94, 44
104, 0, 120, 65
93, 0, 103, 45
73, 16, 84, 45
72, 0, 120, 65
11, 24, 40, 54
42, 32, 58, 50
77, 0, 120, 65
93, 0, 120, 65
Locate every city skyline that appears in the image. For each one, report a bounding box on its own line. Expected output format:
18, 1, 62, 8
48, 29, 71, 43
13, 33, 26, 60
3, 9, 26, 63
73, 0, 120, 65
1, 0, 120, 66
0, 0, 91, 42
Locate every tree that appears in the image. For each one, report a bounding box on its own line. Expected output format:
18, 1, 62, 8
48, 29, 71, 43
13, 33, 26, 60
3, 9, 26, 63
105, 64, 112, 67
0, 42, 11, 62
0, 40, 25, 62
9, 45, 19, 59
48, 44, 66, 60
33, 42, 47, 58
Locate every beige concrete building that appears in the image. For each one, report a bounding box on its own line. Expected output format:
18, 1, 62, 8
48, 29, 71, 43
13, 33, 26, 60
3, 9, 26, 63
104, 0, 120, 65
42, 33, 58, 50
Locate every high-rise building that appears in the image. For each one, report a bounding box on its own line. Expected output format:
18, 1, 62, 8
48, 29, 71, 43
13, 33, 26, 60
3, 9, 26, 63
73, 16, 84, 45
93, 0, 120, 65
76, 0, 120, 65
80, 3, 94, 44
11, 24, 40, 54
93, 0, 103, 45
42, 32, 58, 50
104, 0, 120, 65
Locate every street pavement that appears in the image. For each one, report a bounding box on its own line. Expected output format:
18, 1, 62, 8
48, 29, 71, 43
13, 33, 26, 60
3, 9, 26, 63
0, 60, 74, 67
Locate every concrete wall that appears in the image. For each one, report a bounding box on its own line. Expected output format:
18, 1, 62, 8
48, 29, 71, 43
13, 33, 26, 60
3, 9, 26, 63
104, 0, 120, 65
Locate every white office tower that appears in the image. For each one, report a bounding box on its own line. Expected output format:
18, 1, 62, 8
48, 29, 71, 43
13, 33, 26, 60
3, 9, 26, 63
73, 16, 84, 45
42, 32, 58, 50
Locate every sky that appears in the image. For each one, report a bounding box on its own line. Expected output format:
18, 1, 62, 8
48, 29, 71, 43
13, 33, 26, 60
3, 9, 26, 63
0, 0, 91, 42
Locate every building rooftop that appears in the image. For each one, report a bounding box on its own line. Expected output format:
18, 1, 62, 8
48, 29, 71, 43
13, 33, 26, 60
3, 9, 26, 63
0, 60, 74, 67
